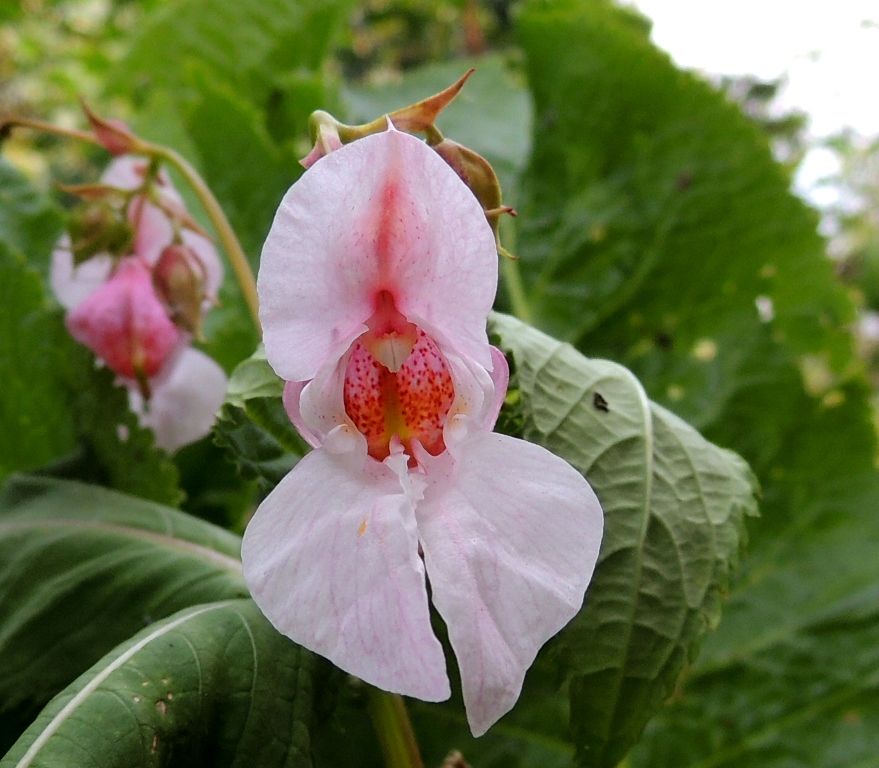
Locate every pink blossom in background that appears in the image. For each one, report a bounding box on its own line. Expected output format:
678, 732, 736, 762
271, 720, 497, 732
243, 127, 604, 736
65, 257, 181, 380
51, 156, 227, 453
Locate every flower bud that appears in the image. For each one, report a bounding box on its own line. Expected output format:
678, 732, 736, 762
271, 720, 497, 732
152, 243, 208, 338
81, 100, 143, 156
431, 139, 516, 257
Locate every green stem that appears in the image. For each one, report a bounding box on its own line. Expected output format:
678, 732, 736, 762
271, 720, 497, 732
147, 143, 261, 333
501, 257, 532, 324
498, 215, 532, 323
366, 688, 425, 768
0, 115, 97, 144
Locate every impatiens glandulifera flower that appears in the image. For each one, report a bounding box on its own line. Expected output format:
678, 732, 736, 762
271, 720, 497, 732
66, 257, 181, 393
51, 155, 227, 452
243, 127, 604, 736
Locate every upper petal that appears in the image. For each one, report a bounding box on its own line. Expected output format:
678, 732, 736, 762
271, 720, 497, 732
128, 347, 227, 452
259, 128, 498, 382
242, 446, 450, 701
415, 431, 603, 736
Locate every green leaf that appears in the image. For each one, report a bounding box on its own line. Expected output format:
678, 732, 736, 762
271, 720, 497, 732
0, 246, 76, 482
631, 473, 879, 767
490, 312, 758, 767
1, 600, 320, 768
0, 475, 246, 739
117, 0, 353, 110
342, 55, 532, 205
513, 4, 879, 764
214, 347, 308, 487
515, 0, 856, 415
180, 68, 297, 266
0, 159, 64, 277
173, 436, 258, 532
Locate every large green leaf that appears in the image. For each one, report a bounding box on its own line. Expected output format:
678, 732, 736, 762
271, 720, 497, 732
0, 160, 63, 276
514, 2, 879, 765
0, 475, 246, 748
631, 468, 879, 767
117, 0, 352, 109
0, 246, 76, 483
1, 600, 319, 768
515, 0, 856, 426
489, 312, 757, 767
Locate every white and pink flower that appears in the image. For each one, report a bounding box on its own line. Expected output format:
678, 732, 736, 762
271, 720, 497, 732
51, 156, 227, 452
243, 127, 604, 735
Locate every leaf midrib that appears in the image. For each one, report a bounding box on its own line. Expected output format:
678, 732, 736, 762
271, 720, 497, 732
12, 601, 239, 768
0, 519, 242, 573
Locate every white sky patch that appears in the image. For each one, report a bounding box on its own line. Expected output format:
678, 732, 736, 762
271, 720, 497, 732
628, 1, 879, 135
626, 1, 879, 207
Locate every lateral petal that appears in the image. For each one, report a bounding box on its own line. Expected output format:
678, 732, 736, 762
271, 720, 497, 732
128, 347, 227, 452
242, 447, 451, 701
415, 431, 603, 736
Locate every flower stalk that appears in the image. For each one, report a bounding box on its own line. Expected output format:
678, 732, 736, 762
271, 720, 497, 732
147, 144, 260, 332
367, 688, 425, 768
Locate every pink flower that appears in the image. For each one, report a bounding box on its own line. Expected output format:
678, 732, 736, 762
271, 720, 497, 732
65, 257, 182, 380
243, 128, 603, 735
51, 156, 227, 452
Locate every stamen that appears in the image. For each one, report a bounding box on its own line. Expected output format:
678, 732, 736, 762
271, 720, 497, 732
344, 327, 455, 462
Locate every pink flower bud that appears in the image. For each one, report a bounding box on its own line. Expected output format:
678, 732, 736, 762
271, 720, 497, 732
152, 243, 209, 337
81, 101, 142, 156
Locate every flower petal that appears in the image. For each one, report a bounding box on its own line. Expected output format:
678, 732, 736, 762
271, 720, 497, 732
129, 197, 174, 266
128, 347, 227, 452
282, 380, 322, 449
259, 128, 498, 382
50, 237, 114, 310
415, 431, 603, 736
242, 446, 450, 701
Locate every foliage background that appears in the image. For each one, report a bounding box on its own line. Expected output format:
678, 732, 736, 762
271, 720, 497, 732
1, 0, 878, 766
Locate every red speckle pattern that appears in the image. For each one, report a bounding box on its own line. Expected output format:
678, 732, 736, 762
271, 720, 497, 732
344, 328, 455, 461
